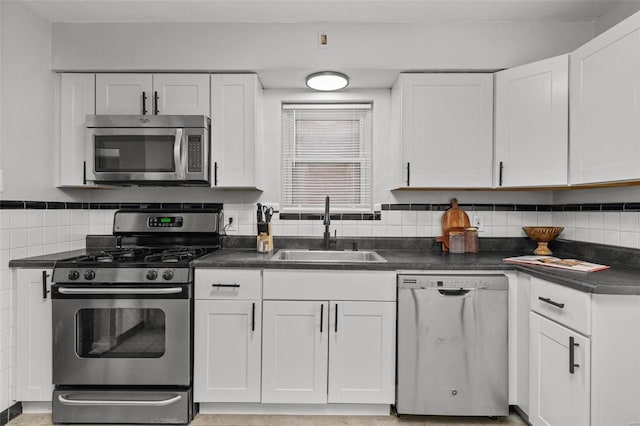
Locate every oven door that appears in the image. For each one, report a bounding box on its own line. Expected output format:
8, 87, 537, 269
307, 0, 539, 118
52, 284, 191, 386
86, 127, 189, 183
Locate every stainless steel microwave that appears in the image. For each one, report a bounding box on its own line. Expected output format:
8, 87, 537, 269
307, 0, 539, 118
85, 115, 210, 185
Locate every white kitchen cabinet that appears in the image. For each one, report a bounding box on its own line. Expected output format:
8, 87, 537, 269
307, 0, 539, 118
210, 74, 263, 189
194, 269, 262, 403
261, 270, 396, 406
570, 11, 640, 184
261, 300, 329, 404
495, 55, 568, 187
529, 312, 590, 426
194, 300, 262, 402
327, 301, 395, 404
392, 73, 494, 188
14, 269, 53, 402
58, 73, 95, 187
96, 73, 209, 116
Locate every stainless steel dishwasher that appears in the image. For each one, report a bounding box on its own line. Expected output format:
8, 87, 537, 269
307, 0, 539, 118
396, 274, 508, 416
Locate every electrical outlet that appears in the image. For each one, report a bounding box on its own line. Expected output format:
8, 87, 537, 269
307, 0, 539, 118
226, 213, 238, 233
318, 31, 328, 49
472, 215, 484, 232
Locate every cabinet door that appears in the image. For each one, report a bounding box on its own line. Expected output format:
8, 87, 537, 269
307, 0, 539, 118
210, 74, 262, 188
529, 313, 590, 426
397, 73, 493, 188
194, 300, 261, 402
327, 301, 395, 404
261, 301, 328, 403
15, 269, 53, 402
59, 73, 95, 187
96, 73, 152, 115
152, 74, 210, 116
495, 55, 568, 187
570, 13, 640, 184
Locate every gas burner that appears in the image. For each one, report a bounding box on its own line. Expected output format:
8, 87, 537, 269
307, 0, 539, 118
143, 248, 208, 263
75, 248, 153, 264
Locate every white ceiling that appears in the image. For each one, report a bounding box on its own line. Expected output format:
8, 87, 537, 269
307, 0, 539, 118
21, 0, 626, 24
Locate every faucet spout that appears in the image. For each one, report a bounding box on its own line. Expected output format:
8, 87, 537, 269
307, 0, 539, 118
323, 196, 331, 226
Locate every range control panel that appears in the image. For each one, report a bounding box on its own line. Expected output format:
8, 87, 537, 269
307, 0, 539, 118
148, 216, 184, 228
187, 136, 202, 172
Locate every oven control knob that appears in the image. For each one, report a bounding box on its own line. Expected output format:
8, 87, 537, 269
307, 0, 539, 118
163, 270, 174, 281
146, 270, 158, 281
68, 270, 80, 280
84, 270, 96, 280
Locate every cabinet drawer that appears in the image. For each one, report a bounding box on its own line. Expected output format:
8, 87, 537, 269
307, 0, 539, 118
195, 269, 261, 300
530, 277, 591, 335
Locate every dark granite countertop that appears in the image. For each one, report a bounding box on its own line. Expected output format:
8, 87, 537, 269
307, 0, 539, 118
9, 237, 640, 295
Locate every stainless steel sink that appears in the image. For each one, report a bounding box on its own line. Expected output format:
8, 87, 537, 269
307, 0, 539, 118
270, 249, 387, 263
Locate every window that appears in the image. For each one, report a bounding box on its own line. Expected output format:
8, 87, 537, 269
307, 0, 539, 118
281, 104, 372, 212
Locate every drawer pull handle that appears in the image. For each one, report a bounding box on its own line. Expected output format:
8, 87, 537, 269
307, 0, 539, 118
251, 302, 256, 332
569, 336, 580, 374
320, 304, 324, 333
211, 283, 240, 288
538, 296, 564, 309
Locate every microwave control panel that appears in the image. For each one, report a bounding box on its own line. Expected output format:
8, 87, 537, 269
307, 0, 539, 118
188, 136, 202, 172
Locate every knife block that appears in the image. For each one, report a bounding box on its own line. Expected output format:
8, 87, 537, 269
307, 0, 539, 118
256, 224, 273, 253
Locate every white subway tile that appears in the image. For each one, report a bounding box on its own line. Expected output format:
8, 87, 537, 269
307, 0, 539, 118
0, 290, 9, 312
401, 211, 417, 226
27, 228, 44, 246
492, 211, 507, 226
401, 226, 417, 237
431, 211, 443, 227
575, 228, 589, 242
0, 270, 9, 290
44, 227, 58, 245
10, 229, 28, 248
588, 212, 604, 229
386, 225, 403, 237
492, 225, 507, 237
44, 210, 59, 227
603, 230, 620, 246
70, 241, 84, 251
297, 222, 313, 236
59, 210, 72, 226
603, 212, 621, 231
507, 211, 523, 227
58, 242, 72, 252
575, 213, 589, 229
356, 224, 373, 237
281, 223, 298, 236
58, 225, 71, 243
0, 387, 9, 413
562, 228, 576, 240
522, 212, 537, 226
416, 211, 431, 226
10, 247, 27, 262
0, 231, 8, 250
507, 226, 525, 237
0, 212, 10, 230
587, 228, 604, 244
239, 209, 255, 226
416, 225, 432, 237
563, 212, 576, 228
620, 232, 639, 248
43, 243, 59, 255
0, 348, 9, 372
621, 212, 639, 233
238, 225, 254, 236
0, 328, 9, 352
9, 211, 27, 229
386, 211, 402, 226
27, 245, 44, 257
537, 211, 552, 225
27, 210, 45, 228
342, 224, 358, 237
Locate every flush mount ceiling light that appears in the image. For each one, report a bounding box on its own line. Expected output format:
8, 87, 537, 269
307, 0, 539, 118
305, 71, 349, 91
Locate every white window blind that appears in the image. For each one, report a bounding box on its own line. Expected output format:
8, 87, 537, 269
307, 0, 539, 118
282, 104, 372, 212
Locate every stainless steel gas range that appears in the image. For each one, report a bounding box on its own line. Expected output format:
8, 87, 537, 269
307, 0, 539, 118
50, 209, 222, 425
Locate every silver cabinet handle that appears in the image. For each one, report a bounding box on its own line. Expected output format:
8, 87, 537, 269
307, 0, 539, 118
174, 128, 184, 180
58, 287, 182, 295
58, 394, 182, 407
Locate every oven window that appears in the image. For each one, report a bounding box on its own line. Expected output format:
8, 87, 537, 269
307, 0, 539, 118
75, 308, 166, 358
94, 135, 176, 172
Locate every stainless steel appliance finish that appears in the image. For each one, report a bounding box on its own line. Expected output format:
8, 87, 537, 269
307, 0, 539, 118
396, 274, 509, 416
85, 114, 210, 185
52, 209, 221, 425
52, 389, 193, 424
270, 249, 387, 263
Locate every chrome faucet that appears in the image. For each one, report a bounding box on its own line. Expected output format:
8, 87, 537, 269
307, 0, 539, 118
323, 196, 336, 250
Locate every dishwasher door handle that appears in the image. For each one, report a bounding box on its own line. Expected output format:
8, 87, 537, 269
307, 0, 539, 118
438, 289, 472, 296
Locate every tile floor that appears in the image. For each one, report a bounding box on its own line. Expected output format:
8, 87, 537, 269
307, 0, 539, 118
7, 411, 527, 426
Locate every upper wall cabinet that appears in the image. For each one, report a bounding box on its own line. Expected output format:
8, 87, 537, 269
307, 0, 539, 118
495, 55, 569, 188
210, 74, 263, 189
58, 73, 95, 187
392, 73, 494, 188
570, 12, 640, 185
96, 73, 210, 116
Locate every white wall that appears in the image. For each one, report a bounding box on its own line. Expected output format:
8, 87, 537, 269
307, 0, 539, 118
51, 21, 594, 79
594, 1, 640, 35
0, 1, 61, 202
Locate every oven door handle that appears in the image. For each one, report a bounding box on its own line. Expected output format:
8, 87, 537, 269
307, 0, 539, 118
58, 394, 182, 407
174, 128, 185, 180
57, 287, 183, 295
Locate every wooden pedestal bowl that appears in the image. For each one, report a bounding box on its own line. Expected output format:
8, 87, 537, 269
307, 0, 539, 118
522, 226, 564, 255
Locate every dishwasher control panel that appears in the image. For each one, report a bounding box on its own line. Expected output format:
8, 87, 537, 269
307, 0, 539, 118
398, 274, 508, 290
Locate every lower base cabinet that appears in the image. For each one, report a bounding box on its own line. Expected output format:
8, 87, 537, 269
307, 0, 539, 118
194, 300, 262, 402
261, 300, 396, 404
529, 312, 590, 426
14, 268, 53, 402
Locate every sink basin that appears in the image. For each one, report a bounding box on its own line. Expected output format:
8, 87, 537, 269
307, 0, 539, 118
270, 249, 387, 263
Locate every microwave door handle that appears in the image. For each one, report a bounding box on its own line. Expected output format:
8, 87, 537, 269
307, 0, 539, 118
174, 128, 185, 180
